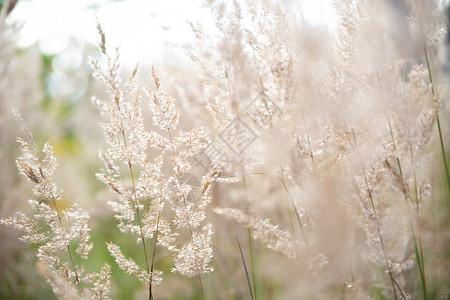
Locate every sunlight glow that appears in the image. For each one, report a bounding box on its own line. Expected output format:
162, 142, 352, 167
8, 0, 337, 66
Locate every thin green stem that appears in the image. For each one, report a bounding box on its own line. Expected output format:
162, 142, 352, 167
128, 162, 151, 300
149, 211, 161, 300
167, 128, 205, 300
51, 197, 82, 294
198, 276, 205, 300
180, 194, 206, 300
302, 118, 317, 177
387, 117, 427, 300
418, 44, 448, 300
411, 221, 427, 300
286, 205, 302, 262
436, 115, 450, 196
352, 131, 400, 300
213, 246, 243, 300
387, 118, 404, 178
247, 228, 257, 300
250, 171, 310, 258
242, 172, 257, 300
279, 176, 310, 258
236, 234, 254, 300
18, 126, 82, 294
424, 45, 450, 198
411, 154, 427, 300
116, 87, 151, 299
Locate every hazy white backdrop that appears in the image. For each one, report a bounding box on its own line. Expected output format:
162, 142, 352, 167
8, 0, 338, 66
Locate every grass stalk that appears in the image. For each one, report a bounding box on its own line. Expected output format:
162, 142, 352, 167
242, 169, 258, 300
386, 114, 430, 300
18, 124, 83, 294
387, 119, 404, 179
128, 162, 151, 300
52, 196, 82, 294
410, 151, 427, 299
387, 118, 427, 300
177, 180, 206, 300
167, 127, 206, 300
250, 171, 310, 258
411, 221, 427, 300
424, 45, 450, 198
436, 115, 450, 196
247, 228, 257, 300
278, 175, 310, 258
302, 117, 317, 176
416, 43, 450, 299
213, 246, 243, 300
149, 211, 161, 300
119, 105, 151, 298
236, 234, 254, 300
352, 131, 401, 299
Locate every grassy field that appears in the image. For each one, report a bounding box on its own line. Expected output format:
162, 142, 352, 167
1, 0, 450, 299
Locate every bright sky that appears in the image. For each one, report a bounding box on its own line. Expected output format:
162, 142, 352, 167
8, 0, 211, 65
8, 0, 338, 66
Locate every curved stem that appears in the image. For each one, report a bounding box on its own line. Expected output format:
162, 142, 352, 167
149, 211, 161, 300
352, 131, 401, 299
128, 162, 151, 300
248, 171, 310, 258
50, 195, 82, 294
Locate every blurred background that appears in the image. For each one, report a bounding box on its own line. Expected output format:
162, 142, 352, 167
1, 0, 449, 299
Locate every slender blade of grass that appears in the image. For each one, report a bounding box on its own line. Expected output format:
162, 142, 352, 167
436, 115, 450, 197
242, 171, 257, 300
410, 222, 427, 300
424, 46, 450, 198
236, 234, 254, 300
247, 228, 257, 300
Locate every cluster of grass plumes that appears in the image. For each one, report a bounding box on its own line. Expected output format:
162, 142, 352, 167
180, 0, 450, 298
90, 22, 218, 299
0, 110, 111, 299
2, 0, 450, 299
2, 23, 220, 298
